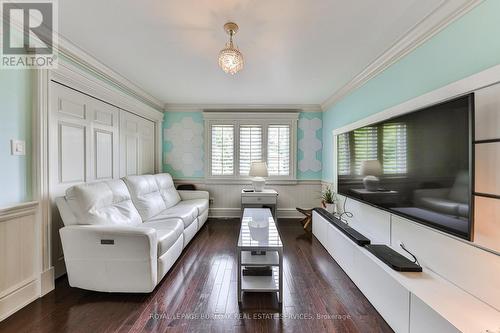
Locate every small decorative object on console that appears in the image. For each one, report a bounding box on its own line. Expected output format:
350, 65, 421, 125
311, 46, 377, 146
321, 186, 337, 213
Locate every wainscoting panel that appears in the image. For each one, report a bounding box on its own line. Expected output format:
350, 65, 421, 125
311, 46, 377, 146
0, 202, 40, 321
174, 180, 322, 218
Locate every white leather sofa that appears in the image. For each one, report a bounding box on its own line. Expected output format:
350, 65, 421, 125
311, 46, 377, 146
55, 173, 208, 293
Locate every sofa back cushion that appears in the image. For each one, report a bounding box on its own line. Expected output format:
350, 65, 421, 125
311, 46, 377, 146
65, 179, 142, 226
123, 175, 167, 220
154, 173, 181, 208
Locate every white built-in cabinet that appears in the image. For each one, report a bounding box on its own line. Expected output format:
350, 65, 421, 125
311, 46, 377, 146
49, 81, 158, 276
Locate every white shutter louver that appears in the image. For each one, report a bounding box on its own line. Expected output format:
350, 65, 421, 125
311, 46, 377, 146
354, 126, 378, 175
267, 125, 290, 176
383, 123, 407, 174
337, 133, 351, 176
211, 124, 234, 176
239, 125, 263, 175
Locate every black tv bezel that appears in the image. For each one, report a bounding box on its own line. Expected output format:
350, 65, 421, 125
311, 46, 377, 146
336, 93, 475, 241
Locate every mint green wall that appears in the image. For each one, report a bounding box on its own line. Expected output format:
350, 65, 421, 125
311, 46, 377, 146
163, 111, 323, 180
0, 70, 33, 207
322, 0, 500, 182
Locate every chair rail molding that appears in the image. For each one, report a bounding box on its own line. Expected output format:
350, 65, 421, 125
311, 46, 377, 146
321, 0, 482, 111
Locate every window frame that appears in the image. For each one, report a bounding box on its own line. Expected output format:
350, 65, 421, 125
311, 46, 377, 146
204, 112, 298, 183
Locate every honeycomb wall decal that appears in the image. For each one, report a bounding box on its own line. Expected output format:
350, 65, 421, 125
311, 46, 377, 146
164, 116, 204, 177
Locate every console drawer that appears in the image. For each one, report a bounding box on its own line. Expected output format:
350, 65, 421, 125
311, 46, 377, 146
241, 196, 277, 205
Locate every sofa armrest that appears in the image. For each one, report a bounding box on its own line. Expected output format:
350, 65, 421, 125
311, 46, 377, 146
413, 188, 450, 206
60, 225, 158, 292
60, 225, 157, 260
177, 190, 209, 201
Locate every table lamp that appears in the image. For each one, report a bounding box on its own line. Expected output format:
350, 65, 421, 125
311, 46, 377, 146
360, 160, 382, 191
249, 161, 268, 192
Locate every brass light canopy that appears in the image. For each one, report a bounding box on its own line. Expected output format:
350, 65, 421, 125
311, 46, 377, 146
218, 22, 244, 75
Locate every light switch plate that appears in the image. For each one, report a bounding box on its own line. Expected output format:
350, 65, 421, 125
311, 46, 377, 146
10, 139, 26, 156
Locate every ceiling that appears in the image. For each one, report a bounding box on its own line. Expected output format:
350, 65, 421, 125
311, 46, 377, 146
58, 0, 465, 106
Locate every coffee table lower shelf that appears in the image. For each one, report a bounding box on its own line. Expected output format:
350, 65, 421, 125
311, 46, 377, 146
241, 266, 280, 292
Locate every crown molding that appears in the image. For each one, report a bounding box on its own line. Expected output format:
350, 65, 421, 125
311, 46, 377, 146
164, 103, 322, 113
320, 0, 483, 111
3, 5, 164, 111
55, 36, 165, 111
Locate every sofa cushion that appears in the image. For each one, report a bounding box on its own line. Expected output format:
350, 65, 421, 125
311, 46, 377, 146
154, 173, 181, 209
149, 204, 198, 229
123, 175, 167, 221
65, 179, 142, 226
177, 199, 209, 216
142, 219, 183, 257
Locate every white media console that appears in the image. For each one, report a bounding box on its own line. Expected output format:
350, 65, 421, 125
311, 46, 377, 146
312, 207, 500, 333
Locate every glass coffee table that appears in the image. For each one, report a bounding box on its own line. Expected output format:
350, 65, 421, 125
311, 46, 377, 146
237, 208, 283, 303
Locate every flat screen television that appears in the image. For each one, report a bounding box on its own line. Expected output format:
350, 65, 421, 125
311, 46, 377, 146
337, 94, 474, 240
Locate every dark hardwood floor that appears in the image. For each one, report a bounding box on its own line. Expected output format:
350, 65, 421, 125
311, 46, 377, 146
0, 218, 393, 333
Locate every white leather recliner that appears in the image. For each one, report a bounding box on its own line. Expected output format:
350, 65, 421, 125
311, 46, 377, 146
56, 173, 209, 292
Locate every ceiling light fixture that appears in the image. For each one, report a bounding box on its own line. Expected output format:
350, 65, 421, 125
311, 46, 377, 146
218, 22, 244, 75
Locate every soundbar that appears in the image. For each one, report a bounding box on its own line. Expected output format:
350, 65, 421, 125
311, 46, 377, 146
365, 245, 423, 272
313, 208, 371, 246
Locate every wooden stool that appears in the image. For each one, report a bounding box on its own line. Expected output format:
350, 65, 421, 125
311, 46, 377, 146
296, 208, 313, 230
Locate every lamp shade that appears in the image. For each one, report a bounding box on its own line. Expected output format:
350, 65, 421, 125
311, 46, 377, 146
360, 160, 382, 176
249, 161, 268, 177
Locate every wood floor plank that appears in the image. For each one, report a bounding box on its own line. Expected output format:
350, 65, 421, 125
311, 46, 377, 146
0, 218, 393, 333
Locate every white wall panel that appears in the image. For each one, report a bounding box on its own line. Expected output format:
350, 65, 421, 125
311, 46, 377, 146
475, 142, 500, 195
474, 196, 500, 253
475, 83, 500, 141
391, 214, 500, 311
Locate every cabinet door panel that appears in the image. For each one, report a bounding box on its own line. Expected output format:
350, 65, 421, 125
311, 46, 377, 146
120, 110, 156, 177
94, 130, 114, 180
59, 123, 86, 183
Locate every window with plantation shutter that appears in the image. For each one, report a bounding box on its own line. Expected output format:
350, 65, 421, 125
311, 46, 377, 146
354, 126, 378, 175
205, 112, 297, 180
383, 123, 407, 174
211, 125, 234, 176
239, 125, 263, 175
267, 125, 290, 176
337, 133, 350, 176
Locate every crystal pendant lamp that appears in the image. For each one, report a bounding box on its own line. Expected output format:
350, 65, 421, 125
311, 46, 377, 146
218, 22, 244, 75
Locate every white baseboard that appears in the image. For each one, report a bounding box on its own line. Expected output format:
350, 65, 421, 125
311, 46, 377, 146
40, 267, 55, 296
0, 279, 40, 322
209, 207, 303, 219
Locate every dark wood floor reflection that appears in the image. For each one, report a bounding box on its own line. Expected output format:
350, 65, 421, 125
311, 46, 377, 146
0, 218, 392, 333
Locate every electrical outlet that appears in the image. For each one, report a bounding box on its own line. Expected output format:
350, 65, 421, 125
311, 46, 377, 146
10, 139, 25, 156
209, 197, 214, 205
